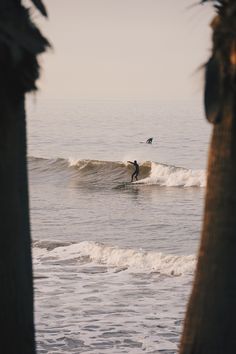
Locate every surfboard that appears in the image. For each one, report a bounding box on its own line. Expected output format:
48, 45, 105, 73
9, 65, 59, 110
113, 181, 148, 189
113, 182, 134, 189
132, 181, 146, 185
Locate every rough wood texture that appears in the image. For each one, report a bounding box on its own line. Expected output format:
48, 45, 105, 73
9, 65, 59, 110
0, 1, 48, 352
179, 2, 236, 353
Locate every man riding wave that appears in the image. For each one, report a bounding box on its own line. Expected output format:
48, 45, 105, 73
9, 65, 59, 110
127, 160, 139, 182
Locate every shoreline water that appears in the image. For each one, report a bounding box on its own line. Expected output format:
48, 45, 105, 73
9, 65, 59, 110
28, 99, 208, 353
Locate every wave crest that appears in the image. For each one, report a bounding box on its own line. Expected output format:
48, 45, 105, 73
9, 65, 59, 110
136, 162, 206, 187
28, 156, 206, 188
33, 240, 196, 276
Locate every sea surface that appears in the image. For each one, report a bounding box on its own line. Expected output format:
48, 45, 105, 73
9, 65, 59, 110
26, 98, 211, 353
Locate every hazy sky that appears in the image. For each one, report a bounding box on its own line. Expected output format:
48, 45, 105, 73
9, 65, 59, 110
35, 0, 214, 100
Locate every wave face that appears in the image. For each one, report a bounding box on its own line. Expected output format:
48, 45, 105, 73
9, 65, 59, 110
33, 240, 196, 276
28, 156, 206, 187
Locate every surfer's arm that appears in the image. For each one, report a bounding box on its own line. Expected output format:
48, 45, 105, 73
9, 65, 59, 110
127, 161, 134, 165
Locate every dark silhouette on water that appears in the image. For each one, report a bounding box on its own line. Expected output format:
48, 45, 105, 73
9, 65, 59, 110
128, 160, 140, 182
0, 1, 49, 353
179, 2, 236, 354
146, 137, 153, 144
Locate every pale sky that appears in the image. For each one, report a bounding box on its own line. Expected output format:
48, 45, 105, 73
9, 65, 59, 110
34, 0, 214, 100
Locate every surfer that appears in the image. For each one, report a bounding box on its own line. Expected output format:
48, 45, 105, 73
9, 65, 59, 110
146, 137, 153, 144
128, 160, 139, 182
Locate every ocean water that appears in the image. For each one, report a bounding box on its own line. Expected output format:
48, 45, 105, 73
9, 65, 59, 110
26, 98, 211, 353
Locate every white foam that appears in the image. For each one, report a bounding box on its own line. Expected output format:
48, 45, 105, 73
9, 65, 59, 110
137, 162, 206, 187
34, 240, 196, 276
68, 157, 80, 167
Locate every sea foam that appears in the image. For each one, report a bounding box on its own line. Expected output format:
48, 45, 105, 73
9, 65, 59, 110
136, 162, 206, 187
34, 240, 196, 276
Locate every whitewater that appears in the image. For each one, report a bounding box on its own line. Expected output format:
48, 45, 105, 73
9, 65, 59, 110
29, 156, 206, 188
27, 99, 211, 353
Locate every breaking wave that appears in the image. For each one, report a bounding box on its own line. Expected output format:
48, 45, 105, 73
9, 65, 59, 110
135, 162, 206, 187
28, 156, 206, 188
33, 240, 196, 276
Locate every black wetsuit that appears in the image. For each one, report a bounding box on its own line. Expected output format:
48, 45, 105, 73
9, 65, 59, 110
131, 161, 139, 182
146, 138, 153, 144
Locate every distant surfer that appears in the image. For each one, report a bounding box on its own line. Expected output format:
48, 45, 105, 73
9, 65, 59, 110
128, 160, 139, 182
146, 137, 153, 144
